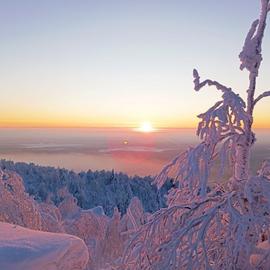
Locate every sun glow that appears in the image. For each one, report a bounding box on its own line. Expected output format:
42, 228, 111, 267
136, 122, 155, 133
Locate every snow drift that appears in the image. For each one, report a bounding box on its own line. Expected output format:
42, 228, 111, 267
0, 222, 89, 270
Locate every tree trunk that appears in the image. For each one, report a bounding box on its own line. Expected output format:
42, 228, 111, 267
234, 139, 250, 182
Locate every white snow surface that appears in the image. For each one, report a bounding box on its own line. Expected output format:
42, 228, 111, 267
0, 222, 89, 270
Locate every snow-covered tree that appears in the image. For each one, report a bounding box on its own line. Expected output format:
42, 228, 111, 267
0, 160, 171, 217
121, 1, 270, 269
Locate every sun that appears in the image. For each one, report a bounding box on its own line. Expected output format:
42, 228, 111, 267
137, 121, 154, 133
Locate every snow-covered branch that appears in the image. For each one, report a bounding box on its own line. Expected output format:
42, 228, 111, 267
257, 159, 270, 178
121, 184, 270, 269
239, 0, 269, 75
155, 143, 214, 200
193, 69, 231, 93
254, 90, 270, 105
196, 90, 248, 142
239, 19, 260, 73
193, 68, 248, 142
240, 0, 269, 122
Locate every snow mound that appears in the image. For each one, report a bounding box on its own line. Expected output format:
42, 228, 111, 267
0, 221, 89, 270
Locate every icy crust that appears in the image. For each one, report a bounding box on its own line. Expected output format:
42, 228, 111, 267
0, 222, 89, 270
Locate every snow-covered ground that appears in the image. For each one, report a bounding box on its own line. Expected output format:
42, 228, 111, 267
0, 222, 89, 270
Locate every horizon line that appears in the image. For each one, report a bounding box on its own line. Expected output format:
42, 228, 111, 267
0, 125, 270, 130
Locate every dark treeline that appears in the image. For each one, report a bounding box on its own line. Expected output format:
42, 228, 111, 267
0, 159, 173, 216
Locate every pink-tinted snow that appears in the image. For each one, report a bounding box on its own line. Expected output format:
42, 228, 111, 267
0, 222, 89, 270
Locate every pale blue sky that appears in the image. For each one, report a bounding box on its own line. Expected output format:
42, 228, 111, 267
0, 0, 269, 127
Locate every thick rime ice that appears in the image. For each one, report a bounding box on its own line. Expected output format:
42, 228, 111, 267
0, 222, 89, 270
120, 1, 270, 269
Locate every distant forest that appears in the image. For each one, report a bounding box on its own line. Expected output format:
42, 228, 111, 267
0, 160, 173, 216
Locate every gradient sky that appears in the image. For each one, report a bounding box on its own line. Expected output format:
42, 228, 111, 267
0, 0, 270, 128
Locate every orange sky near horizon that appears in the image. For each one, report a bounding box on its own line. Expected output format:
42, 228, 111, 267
0, 107, 269, 129
1, 1, 270, 130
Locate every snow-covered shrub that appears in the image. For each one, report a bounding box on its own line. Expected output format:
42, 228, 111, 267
0, 170, 43, 230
